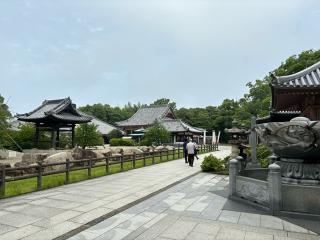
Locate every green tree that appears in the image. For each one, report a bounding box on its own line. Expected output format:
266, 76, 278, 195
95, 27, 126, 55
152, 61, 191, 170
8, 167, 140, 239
75, 123, 104, 149
274, 49, 320, 76
0, 95, 11, 148
143, 121, 170, 145
6, 124, 53, 151
108, 129, 123, 139
235, 49, 320, 126
150, 98, 176, 110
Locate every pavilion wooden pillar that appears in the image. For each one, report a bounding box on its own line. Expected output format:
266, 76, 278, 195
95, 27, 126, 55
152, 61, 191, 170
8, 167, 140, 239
71, 124, 75, 148
51, 127, 56, 149
34, 123, 40, 148
55, 127, 60, 149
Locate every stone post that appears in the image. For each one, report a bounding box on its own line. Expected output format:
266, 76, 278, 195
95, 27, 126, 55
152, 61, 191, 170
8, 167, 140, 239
203, 130, 206, 145
268, 163, 282, 215
236, 156, 245, 171
229, 158, 239, 197
248, 116, 259, 168
268, 154, 278, 165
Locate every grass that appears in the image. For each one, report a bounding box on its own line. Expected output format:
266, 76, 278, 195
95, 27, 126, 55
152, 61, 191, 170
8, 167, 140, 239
4, 149, 211, 198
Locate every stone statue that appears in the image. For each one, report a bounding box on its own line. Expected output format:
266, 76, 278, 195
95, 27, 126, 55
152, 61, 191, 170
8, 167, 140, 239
256, 117, 320, 181
256, 117, 320, 160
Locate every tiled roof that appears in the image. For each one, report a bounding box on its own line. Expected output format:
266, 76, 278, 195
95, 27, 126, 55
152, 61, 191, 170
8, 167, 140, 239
256, 111, 301, 124
271, 61, 320, 88
161, 119, 204, 133
17, 98, 92, 123
80, 112, 123, 135
117, 105, 172, 127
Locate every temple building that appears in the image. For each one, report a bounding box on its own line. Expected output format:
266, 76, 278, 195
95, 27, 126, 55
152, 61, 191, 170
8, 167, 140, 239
258, 60, 320, 123
116, 105, 206, 144
17, 98, 92, 148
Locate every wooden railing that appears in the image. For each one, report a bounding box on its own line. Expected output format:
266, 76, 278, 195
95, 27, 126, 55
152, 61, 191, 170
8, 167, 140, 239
0, 144, 218, 197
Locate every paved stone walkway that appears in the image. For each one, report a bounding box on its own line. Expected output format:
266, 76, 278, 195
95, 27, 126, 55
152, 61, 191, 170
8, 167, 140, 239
70, 172, 319, 240
0, 146, 231, 240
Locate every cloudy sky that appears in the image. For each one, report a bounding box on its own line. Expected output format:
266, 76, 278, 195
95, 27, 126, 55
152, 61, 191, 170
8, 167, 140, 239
1, 0, 320, 114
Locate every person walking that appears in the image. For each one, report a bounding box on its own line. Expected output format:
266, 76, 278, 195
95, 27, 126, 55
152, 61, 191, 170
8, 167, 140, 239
186, 138, 196, 167
193, 140, 199, 160
183, 138, 188, 164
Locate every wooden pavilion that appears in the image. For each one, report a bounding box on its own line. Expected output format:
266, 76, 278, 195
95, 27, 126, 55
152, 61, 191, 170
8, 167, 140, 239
258, 61, 320, 123
17, 98, 92, 148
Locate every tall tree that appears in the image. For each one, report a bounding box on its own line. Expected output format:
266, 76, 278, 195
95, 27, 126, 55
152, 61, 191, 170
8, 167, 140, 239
143, 121, 170, 146
150, 98, 176, 110
0, 95, 11, 148
75, 123, 104, 149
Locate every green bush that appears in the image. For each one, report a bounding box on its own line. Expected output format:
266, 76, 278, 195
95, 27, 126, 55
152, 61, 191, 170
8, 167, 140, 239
139, 139, 152, 146
201, 154, 225, 172
75, 123, 104, 149
7, 124, 51, 150
143, 121, 170, 146
109, 138, 135, 146
107, 129, 123, 139
247, 144, 271, 168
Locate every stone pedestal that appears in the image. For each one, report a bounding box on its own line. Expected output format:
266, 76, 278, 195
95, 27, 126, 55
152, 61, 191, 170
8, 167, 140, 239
229, 158, 239, 197
268, 163, 282, 214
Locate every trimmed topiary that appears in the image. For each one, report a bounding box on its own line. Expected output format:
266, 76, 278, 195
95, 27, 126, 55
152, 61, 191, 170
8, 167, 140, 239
201, 154, 225, 172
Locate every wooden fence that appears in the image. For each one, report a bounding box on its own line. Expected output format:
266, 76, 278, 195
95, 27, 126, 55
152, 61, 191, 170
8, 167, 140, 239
0, 144, 218, 197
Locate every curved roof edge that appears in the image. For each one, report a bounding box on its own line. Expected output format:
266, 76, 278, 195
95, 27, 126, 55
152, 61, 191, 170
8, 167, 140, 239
271, 60, 320, 84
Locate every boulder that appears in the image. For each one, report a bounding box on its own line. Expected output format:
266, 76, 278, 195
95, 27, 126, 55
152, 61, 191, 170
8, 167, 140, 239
111, 148, 124, 154
164, 145, 174, 151
93, 149, 112, 157
21, 153, 48, 166
123, 148, 143, 155
43, 152, 74, 171
138, 146, 151, 153
155, 146, 165, 151
72, 147, 97, 160
13, 153, 49, 174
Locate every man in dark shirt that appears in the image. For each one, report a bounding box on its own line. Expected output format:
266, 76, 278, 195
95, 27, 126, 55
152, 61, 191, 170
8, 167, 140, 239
183, 138, 188, 163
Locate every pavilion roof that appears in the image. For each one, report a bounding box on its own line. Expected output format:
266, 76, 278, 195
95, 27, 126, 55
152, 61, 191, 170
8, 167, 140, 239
271, 61, 320, 88
17, 98, 92, 123
116, 105, 173, 127
161, 119, 204, 133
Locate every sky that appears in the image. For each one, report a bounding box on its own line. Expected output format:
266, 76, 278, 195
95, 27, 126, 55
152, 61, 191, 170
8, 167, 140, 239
1, 0, 320, 115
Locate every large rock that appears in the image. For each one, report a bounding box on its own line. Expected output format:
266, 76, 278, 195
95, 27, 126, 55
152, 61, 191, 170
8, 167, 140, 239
43, 152, 74, 171
111, 148, 124, 154
71, 147, 97, 160
164, 145, 174, 151
155, 146, 165, 151
123, 148, 143, 155
138, 146, 154, 153
21, 153, 48, 165
14, 153, 49, 174
93, 149, 112, 157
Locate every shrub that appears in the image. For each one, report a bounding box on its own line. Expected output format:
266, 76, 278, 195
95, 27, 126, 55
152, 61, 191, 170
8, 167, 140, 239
143, 121, 170, 146
107, 129, 123, 139
7, 124, 51, 150
139, 139, 152, 146
75, 123, 104, 149
247, 144, 271, 168
201, 154, 225, 172
109, 138, 135, 146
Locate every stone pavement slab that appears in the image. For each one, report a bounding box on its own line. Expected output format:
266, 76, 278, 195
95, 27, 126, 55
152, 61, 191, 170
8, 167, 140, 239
70, 164, 319, 240
0, 146, 231, 240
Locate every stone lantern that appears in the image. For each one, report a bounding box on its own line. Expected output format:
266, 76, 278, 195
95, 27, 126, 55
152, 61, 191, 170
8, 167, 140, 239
225, 120, 249, 158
